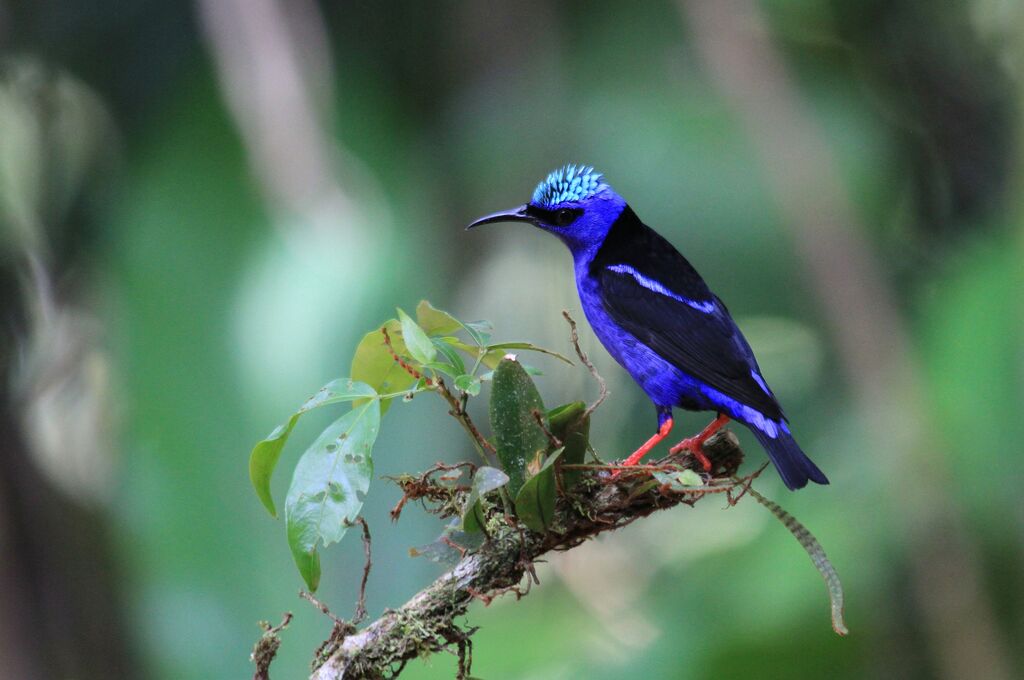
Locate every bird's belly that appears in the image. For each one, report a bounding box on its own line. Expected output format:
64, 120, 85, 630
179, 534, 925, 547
575, 275, 711, 411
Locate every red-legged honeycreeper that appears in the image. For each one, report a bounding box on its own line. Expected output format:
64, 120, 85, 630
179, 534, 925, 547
467, 165, 828, 490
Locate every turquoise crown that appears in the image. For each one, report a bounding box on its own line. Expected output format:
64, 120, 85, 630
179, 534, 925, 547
531, 164, 605, 208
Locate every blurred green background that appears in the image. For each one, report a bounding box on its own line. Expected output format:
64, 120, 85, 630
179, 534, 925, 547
0, 1, 1022, 678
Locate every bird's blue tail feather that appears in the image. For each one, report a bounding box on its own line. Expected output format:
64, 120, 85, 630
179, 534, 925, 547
751, 427, 828, 490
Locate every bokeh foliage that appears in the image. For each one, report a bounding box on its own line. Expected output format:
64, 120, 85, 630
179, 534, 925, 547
0, 1, 1022, 679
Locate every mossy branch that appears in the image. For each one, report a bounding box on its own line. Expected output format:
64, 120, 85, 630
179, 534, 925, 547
309, 431, 747, 680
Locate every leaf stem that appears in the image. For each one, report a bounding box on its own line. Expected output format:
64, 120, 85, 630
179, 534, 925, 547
433, 376, 500, 468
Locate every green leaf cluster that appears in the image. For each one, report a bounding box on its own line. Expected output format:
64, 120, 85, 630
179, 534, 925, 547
248, 301, 579, 589
461, 358, 593, 534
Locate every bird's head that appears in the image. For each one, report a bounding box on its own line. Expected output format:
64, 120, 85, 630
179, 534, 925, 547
467, 164, 626, 256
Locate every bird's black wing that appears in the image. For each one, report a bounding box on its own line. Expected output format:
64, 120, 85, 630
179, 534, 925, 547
591, 208, 783, 420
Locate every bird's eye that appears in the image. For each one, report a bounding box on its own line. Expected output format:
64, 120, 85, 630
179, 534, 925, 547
555, 208, 576, 227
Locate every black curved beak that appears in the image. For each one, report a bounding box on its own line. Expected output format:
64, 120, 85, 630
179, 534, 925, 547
466, 204, 537, 230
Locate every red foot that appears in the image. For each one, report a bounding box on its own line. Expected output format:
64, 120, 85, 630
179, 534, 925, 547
614, 417, 673, 476
669, 414, 730, 471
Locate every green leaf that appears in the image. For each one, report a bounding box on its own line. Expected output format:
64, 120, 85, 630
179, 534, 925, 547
298, 378, 378, 413
461, 466, 510, 533
423, 360, 459, 376
489, 356, 548, 496
416, 300, 463, 336
351, 320, 416, 415
417, 299, 494, 350
486, 341, 574, 366
454, 374, 481, 396
398, 308, 437, 365
462, 319, 493, 347
652, 469, 703, 490
432, 338, 467, 375
284, 401, 380, 591
514, 448, 564, 532
250, 418, 301, 517
547, 401, 590, 490
249, 379, 377, 517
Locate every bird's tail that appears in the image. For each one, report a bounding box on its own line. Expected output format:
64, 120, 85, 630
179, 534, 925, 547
752, 427, 829, 491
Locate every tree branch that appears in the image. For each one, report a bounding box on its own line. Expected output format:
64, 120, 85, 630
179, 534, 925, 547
309, 431, 747, 680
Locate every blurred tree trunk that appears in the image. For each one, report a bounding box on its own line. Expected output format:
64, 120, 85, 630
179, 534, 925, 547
0, 63, 140, 680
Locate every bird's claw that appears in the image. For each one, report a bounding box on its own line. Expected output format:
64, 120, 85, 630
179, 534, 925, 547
669, 437, 714, 472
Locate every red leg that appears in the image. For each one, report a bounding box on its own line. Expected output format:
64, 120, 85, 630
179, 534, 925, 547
620, 417, 673, 468
669, 414, 730, 471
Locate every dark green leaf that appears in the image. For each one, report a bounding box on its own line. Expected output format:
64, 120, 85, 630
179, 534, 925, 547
461, 466, 509, 532
351, 320, 416, 415
284, 401, 380, 591
514, 448, 564, 532
415, 300, 463, 336
249, 379, 377, 517
547, 401, 590, 490
486, 341, 574, 366
398, 308, 436, 365
287, 543, 322, 593
489, 357, 548, 495
454, 374, 481, 396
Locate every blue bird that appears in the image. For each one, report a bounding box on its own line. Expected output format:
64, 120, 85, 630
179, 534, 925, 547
468, 164, 828, 490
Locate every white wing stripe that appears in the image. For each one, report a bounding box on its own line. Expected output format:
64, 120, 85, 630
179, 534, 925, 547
607, 264, 716, 313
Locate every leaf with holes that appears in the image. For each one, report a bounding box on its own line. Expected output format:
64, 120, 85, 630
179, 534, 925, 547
249, 379, 377, 517
284, 401, 380, 591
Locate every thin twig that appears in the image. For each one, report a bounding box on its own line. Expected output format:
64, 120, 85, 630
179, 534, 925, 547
380, 327, 499, 466
300, 590, 344, 626
727, 462, 770, 506
387, 461, 477, 522
562, 310, 607, 421
434, 376, 498, 458
349, 517, 372, 625
531, 409, 562, 449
